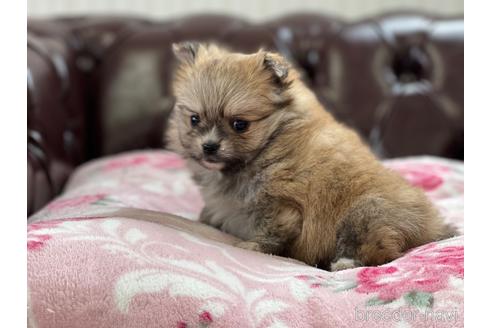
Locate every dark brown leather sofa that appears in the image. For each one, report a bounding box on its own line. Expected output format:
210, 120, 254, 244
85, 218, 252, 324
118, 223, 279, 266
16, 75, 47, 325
27, 12, 464, 216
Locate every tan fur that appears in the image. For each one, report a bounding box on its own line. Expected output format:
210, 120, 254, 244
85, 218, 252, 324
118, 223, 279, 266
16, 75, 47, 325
166, 43, 456, 270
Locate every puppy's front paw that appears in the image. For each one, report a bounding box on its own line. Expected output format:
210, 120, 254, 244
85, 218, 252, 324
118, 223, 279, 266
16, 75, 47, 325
235, 241, 262, 252
330, 257, 360, 271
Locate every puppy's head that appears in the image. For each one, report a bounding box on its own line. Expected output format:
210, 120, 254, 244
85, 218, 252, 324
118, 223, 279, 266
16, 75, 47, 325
166, 42, 296, 171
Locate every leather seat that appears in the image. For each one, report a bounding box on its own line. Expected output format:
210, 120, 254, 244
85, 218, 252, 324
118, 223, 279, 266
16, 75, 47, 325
27, 13, 464, 215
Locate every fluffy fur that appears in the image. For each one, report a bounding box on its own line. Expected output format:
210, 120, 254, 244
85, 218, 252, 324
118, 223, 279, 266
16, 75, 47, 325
165, 42, 456, 271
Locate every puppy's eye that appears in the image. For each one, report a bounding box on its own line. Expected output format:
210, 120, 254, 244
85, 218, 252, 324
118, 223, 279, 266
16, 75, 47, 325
190, 115, 200, 127
231, 120, 249, 133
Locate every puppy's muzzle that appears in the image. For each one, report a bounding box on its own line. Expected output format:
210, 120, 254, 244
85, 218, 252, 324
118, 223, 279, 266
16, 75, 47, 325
202, 142, 220, 155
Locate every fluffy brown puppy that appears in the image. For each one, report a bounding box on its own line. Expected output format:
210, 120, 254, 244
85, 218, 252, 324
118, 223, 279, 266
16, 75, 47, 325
165, 42, 456, 271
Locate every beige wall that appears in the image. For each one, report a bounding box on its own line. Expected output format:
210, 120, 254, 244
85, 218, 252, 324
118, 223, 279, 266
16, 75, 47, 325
28, 0, 463, 21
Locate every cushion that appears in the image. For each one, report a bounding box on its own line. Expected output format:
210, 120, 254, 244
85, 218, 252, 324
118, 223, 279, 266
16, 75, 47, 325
28, 151, 463, 328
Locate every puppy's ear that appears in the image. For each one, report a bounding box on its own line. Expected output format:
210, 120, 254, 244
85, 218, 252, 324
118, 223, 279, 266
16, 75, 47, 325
263, 52, 290, 85
261, 51, 293, 108
172, 42, 200, 65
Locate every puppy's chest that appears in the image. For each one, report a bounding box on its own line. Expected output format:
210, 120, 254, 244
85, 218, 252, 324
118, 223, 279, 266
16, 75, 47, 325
199, 172, 264, 240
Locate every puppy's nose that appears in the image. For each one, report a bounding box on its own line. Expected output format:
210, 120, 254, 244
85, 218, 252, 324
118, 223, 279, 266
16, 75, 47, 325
202, 142, 220, 154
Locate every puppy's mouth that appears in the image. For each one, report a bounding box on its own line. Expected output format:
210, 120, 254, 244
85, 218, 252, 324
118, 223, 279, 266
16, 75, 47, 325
200, 159, 225, 170
190, 153, 243, 173
191, 154, 225, 170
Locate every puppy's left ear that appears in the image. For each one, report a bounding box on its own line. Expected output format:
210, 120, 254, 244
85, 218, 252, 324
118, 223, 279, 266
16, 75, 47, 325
172, 42, 200, 65
263, 52, 290, 85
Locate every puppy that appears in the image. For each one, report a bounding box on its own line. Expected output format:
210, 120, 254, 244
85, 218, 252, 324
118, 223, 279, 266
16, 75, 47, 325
165, 42, 456, 271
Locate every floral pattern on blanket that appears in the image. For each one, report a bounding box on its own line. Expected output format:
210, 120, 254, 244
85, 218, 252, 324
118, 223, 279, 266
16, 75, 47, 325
30, 151, 204, 223
27, 151, 464, 328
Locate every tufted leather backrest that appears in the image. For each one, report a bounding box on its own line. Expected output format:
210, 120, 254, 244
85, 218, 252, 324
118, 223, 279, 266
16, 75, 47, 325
27, 13, 463, 215
28, 21, 88, 213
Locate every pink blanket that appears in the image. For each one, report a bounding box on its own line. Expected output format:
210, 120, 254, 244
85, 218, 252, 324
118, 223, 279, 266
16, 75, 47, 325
28, 151, 464, 328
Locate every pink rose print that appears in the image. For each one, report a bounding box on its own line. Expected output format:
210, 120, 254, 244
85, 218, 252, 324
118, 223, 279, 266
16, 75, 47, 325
294, 274, 328, 289
47, 194, 106, 211
387, 162, 449, 192
28, 220, 64, 250
175, 311, 212, 328
356, 243, 463, 301
104, 153, 185, 171
104, 155, 150, 170
151, 154, 186, 169
27, 234, 52, 251
199, 311, 213, 325
28, 218, 98, 251
393, 167, 443, 191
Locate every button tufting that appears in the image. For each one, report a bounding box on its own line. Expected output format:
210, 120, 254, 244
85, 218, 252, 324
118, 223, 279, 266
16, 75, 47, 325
26, 14, 463, 216
63, 130, 75, 152
391, 44, 430, 83
76, 55, 95, 72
